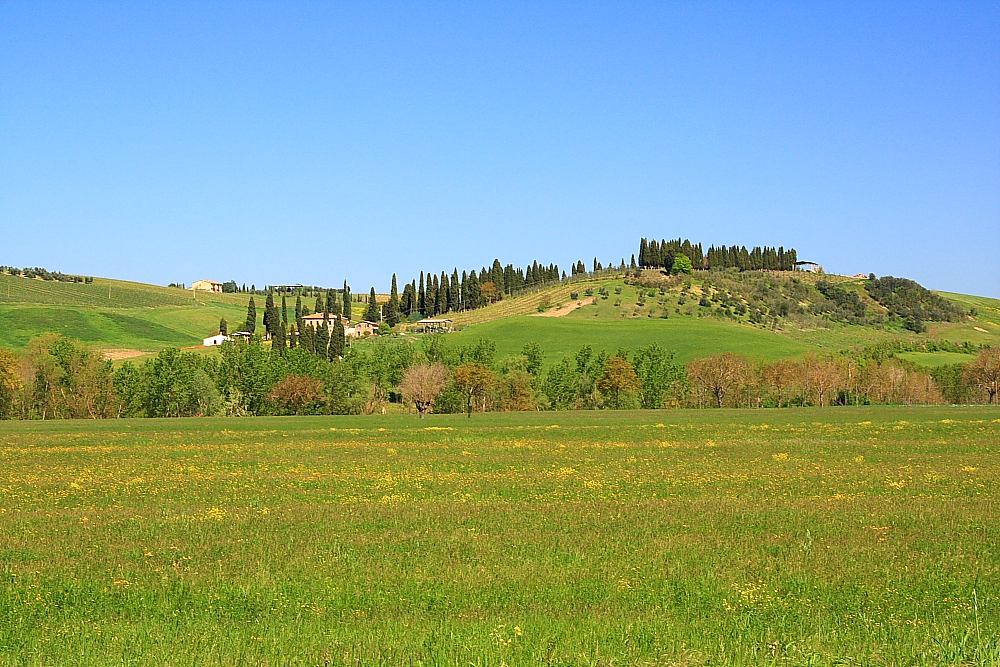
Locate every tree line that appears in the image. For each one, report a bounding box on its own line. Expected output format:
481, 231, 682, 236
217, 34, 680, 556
1, 266, 93, 284
638, 238, 799, 272
1, 334, 996, 420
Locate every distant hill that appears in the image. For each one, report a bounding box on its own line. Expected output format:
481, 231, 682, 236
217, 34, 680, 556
441, 270, 999, 367
1, 268, 996, 369
0, 273, 251, 352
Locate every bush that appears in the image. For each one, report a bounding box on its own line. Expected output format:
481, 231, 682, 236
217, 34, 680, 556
699, 296, 711, 307
570, 292, 579, 300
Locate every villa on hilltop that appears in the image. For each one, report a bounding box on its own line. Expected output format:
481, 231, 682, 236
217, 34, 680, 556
192, 280, 223, 293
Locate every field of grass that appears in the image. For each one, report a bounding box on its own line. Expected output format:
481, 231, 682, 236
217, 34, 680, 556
0, 273, 258, 352
897, 351, 979, 368
1, 407, 997, 665
446, 313, 816, 366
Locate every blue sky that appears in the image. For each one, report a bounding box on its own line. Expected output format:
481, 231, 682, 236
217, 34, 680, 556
2, 2, 997, 295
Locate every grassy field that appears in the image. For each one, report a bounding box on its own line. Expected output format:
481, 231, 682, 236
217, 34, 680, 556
0, 407, 997, 665
0, 273, 258, 352
446, 314, 815, 366
897, 351, 980, 368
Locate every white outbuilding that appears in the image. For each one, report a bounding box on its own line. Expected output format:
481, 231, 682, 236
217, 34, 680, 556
203, 334, 232, 346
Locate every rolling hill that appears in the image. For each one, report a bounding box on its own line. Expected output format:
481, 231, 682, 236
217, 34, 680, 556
1, 268, 997, 370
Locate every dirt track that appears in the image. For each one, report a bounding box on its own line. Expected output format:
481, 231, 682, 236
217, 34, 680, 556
529, 298, 595, 317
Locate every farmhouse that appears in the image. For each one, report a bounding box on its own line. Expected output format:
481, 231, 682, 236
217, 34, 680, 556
203, 333, 231, 346
349, 321, 379, 337
300, 313, 379, 338
192, 280, 223, 293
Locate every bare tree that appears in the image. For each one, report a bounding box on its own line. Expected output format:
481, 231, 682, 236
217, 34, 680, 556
964, 348, 1000, 405
398, 363, 449, 418
762, 359, 799, 407
687, 353, 750, 408
800, 353, 842, 407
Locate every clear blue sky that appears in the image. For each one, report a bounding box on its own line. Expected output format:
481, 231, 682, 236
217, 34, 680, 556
2, 2, 997, 296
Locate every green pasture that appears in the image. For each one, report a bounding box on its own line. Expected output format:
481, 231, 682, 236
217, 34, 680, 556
897, 350, 978, 368
1, 407, 997, 665
0, 303, 250, 351
447, 313, 815, 365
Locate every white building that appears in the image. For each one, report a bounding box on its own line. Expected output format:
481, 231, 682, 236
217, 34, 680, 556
203, 334, 231, 346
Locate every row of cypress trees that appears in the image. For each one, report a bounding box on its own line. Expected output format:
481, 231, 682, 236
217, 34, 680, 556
639, 238, 798, 272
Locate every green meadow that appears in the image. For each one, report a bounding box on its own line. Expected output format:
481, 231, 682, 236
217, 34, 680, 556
1, 407, 997, 665
446, 314, 814, 366
0, 273, 254, 351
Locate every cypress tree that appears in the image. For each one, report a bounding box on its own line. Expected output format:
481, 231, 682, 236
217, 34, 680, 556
465, 270, 481, 310
326, 288, 337, 316
300, 322, 315, 353
330, 316, 345, 359
219, 317, 228, 335
288, 323, 298, 349
427, 274, 437, 315
418, 272, 426, 316
263, 292, 275, 338
314, 294, 324, 315
245, 297, 257, 334
295, 295, 303, 322
435, 274, 445, 315
281, 295, 288, 326
316, 322, 330, 358
364, 287, 380, 322
386, 274, 401, 327
449, 269, 460, 312
342, 281, 352, 321
273, 322, 286, 355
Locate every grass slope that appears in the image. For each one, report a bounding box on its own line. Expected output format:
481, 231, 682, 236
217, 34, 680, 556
0, 273, 255, 351
446, 313, 814, 365
1, 407, 997, 664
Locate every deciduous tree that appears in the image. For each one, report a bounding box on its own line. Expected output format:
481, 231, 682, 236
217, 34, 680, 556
964, 347, 1000, 404
596, 356, 641, 409
397, 363, 449, 418
453, 362, 495, 417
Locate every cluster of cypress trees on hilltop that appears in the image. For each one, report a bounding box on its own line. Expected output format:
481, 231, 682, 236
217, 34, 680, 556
393, 259, 572, 320
638, 238, 798, 272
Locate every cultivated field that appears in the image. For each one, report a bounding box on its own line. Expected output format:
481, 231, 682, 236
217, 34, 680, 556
1, 407, 997, 665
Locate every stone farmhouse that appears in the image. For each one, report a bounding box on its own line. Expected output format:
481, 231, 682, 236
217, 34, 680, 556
300, 313, 379, 338
192, 280, 223, 293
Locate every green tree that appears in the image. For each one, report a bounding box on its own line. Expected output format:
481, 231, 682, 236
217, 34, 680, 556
315, 322, 330, 359
330, 316, 345, 359
264, 292, 276, 338
245, 297, 257, 334
272, 322, 286, 356
543, 358, 578, 410
632, 343, 686, 408
521, 342, 543, 376
364, 287, 380, 322
342, 281, 352, 321
281, 295, 288, 325
219, 318, 228, 335
671, 254, 693, 275
386, 274, 401, 327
